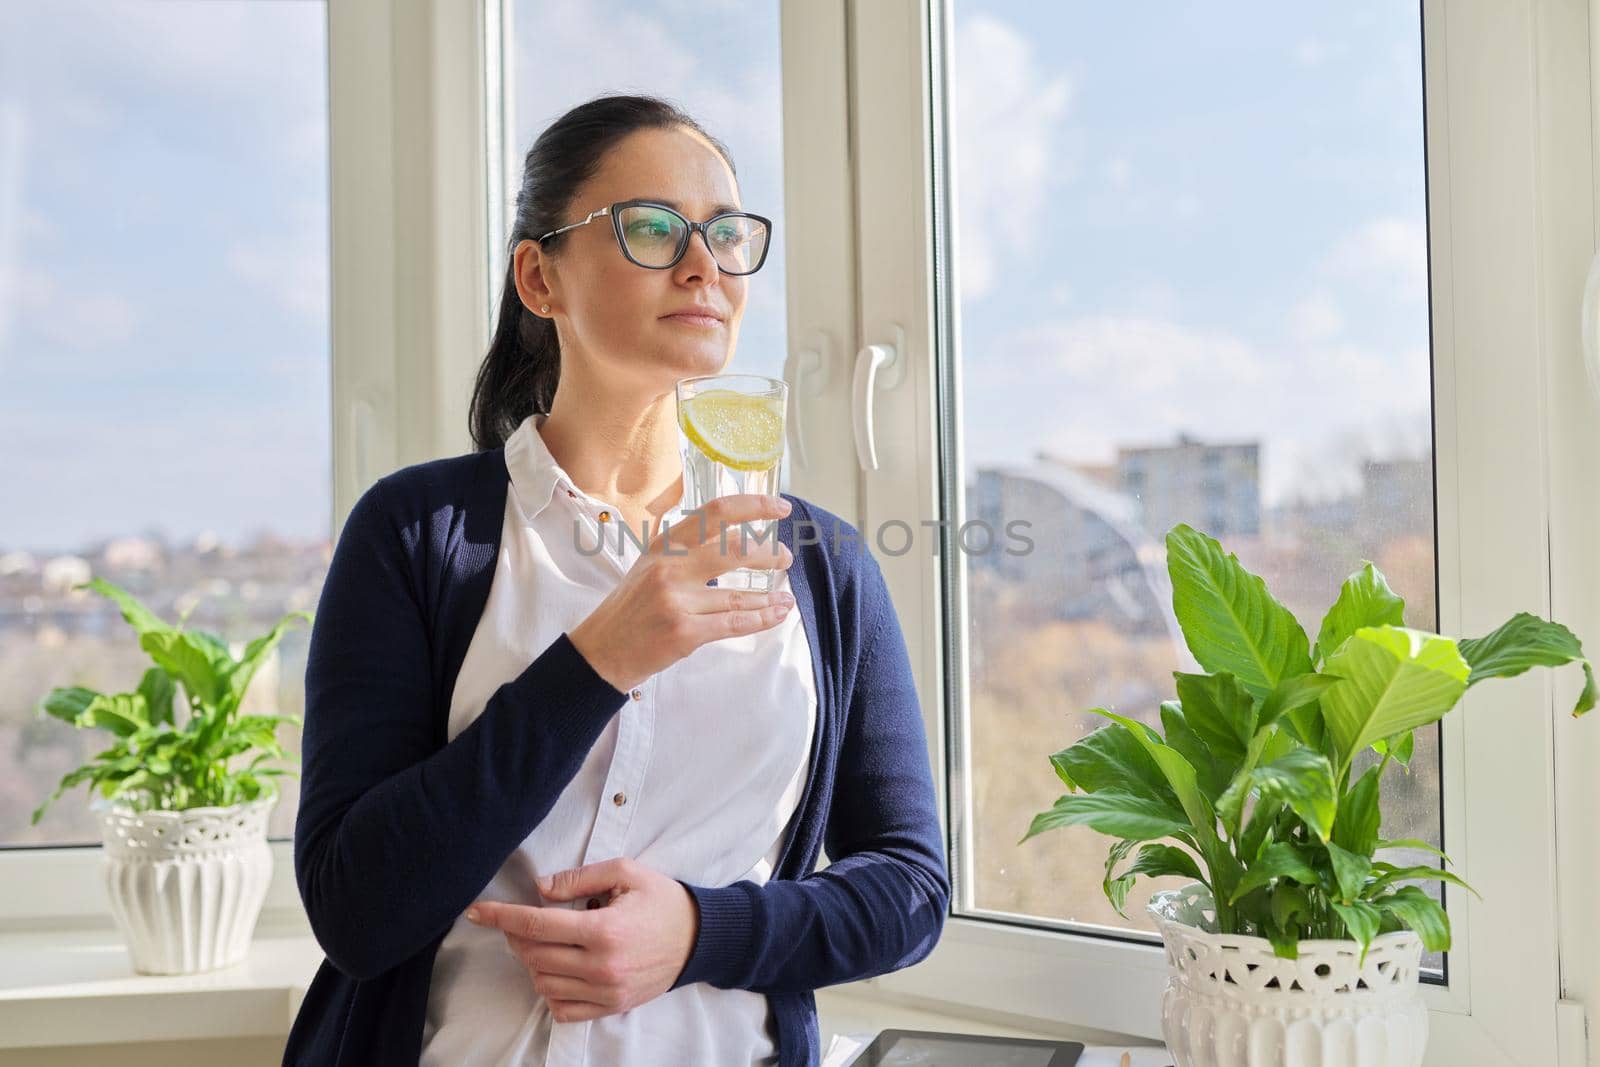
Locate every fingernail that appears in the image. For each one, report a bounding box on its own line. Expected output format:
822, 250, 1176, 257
776, 592, 795, 605
776, 497, 791, 513
466, 908, 481, 923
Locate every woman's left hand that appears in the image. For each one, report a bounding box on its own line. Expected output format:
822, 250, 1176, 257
465, 857, 700, 1023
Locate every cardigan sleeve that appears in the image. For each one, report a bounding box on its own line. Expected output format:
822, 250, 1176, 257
293, 477, 631, 982
669, 544, 951, 994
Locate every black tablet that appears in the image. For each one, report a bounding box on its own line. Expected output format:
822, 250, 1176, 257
845, 1028, 1085, 1066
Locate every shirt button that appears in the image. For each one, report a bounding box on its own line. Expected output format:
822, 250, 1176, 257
613, 791, 627, 806
598, 510, 611, 522
630, 688, 643, 701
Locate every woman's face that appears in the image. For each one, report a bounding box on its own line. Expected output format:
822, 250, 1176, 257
515, 126, 749, 396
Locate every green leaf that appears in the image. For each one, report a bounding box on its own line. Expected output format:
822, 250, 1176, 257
1376, 885, 1452, 952
1021, 791, 1194, 845
140, 629, 234, 709
1256, 672, 1343, 735
1228, 842, 1322, 903
1172, 671, 1255, 761
1320, 626, 1470, 775
1052, 723, 1181, 810
1159, 701, 1231, 802
77, 577, 172, 640
1372, 730, 1415, 766
30, 766, 97, 825
1102, 839, 1139, 919
1124, 843, 1206, 884
1265, 926, 1302, 959
1271, 882, 1314, 937
1236, 796, 1284, 865
1330, 898, 1383, 964
135, 667, 177, 728
1376, 838, 1451, 864
1252, 748, 1338, 842
1086, 708, 1214, 837
1457, 611, 1596, 717
1368, 862, 1481, 899
75, 693, 147, 737
225, 611, 312, 715
37, 686, 100, 725
1315, 562, 1407, 665
1333, 765, 1383, 857
1165, 525, 1314, 699
1050, 752, 1078, 790
1324, 841, 1373, 903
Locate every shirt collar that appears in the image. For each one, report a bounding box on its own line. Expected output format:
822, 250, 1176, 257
504, 411, 689, 528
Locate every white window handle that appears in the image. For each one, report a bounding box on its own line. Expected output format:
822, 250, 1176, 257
1583, 250, 1600, 401
782, 333, 831, 470
852, 325, 905, 472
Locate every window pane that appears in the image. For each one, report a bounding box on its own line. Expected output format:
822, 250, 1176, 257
948, 3, 1441, 965
508, 0, 789, 490
0, 1, 330, 847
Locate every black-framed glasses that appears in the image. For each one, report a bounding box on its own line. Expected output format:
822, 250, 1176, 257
535, 199, 773, 276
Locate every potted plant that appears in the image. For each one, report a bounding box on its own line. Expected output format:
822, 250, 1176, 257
30, 577, 311, 976
1023, 524, 1594, 1067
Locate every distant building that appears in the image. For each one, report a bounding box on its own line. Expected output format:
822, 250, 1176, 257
968, 461, 1180, 639
41, 556, 92, 595
102, 537, 164, 572
1116, 432, 1261, 542
1357, 456, 1433, 548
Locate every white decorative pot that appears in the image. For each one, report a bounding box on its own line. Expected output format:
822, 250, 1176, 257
93, 794, 277, 975
1149, 884, 1428, 1067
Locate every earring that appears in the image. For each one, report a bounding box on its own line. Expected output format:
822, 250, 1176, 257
540, 304, 550, 314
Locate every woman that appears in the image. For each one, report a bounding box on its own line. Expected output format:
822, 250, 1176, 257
282, 94, 948, 1067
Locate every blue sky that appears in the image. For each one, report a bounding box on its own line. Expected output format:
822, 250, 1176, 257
952, 1, 1430, 508
0, 1, 329, 555
0, 0, 1429, 553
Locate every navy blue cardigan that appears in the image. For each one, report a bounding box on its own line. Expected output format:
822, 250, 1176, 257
281, 446, 950, 1065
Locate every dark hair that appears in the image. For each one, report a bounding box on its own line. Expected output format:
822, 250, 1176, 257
469, 93, 739, 451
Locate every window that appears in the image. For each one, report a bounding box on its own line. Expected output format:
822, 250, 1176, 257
505, 0, 791, 491
847, 0, 1590, 1057
950, 1, 1442, 950
0, 0, 330, 849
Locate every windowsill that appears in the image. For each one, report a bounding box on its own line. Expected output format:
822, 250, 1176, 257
0, 913, 1171, 1062
0, 910, 321, 1050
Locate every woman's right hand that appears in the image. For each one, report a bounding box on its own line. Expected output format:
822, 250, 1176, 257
566, 493, 796, 693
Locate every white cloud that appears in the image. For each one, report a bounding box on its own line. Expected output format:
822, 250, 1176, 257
510, 0, 784, 202
1005, 315, 1265, 392
3, 267, 139, 351
226, 244, 328, 324
952, 12, 1073, 300
1295, 39, 1328, 67
0, 101, 25, 356
1103, 156, 1132, 189
1287, 290, 1345, 343
1324, 217, 1428, 302
224, 200, 329, 323
961, 311, 1431, 510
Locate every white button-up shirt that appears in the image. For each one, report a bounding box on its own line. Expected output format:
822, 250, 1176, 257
420, 412, 817, 1067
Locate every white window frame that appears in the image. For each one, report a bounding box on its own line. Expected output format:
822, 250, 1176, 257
838, 1, 1600, 1063
8, 5, 1598, 1065
1, 0, 493, 935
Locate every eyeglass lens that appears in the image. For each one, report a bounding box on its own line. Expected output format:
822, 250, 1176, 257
617, 204, 768, 274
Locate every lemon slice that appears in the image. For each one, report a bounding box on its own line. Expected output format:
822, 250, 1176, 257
679, 388, 785, 471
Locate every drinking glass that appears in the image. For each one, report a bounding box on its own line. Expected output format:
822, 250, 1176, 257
674, 374, 789, 592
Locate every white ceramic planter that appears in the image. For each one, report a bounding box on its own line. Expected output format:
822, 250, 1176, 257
1149, 884, 1428, 1067
93, 793, 276, 975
